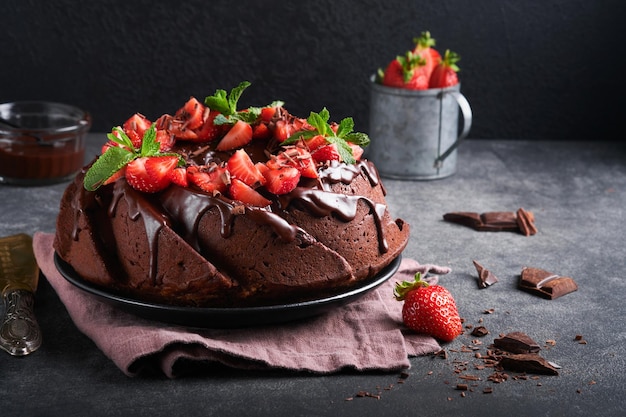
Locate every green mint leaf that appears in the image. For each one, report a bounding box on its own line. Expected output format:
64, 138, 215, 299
204, 81, 252, 116
227, 81, 251, 114
83, 146, 135, 191
204, 89, 231, 114
307, 109, 331, 135
345, 132, 370, 147
231, 107, 261, 124
335, 117, 354, 138
212, 114, 231, 126
139, 124, 160, 156
108, 127, 135, 150
326, 136, 355, 164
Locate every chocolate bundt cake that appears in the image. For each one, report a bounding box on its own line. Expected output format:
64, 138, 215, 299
54, 83, 409, 307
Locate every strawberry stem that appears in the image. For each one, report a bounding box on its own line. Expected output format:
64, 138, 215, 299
393, 272, 430, 301
413, 31, 436, 50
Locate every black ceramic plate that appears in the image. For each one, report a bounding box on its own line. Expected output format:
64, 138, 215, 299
54, 253, 401, 328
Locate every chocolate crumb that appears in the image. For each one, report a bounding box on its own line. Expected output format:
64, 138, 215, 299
456, 384, 469, 391
483, 387, 493, 394
471, 326, 489, 337
433, 349, 448, 360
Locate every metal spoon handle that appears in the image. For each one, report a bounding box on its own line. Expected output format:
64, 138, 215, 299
0, 289, 42, 356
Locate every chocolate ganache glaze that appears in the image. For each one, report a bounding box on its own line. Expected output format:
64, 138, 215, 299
54, 101, 409, 307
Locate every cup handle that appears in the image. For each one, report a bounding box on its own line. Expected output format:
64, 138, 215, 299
433, 90, 473, 168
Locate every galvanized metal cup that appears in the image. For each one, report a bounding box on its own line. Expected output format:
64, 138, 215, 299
367, 76, 472, 180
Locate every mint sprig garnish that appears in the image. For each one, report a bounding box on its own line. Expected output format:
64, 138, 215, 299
205, 81, 262, 125
282, 108, 370, 165
205, 82, 284, 126
83, 124, 183, 191
204, 81, 250, 116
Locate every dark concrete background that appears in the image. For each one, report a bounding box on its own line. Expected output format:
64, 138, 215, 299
2, 0, 625, 140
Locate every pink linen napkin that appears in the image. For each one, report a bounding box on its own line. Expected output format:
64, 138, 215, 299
33, 232, 451, 378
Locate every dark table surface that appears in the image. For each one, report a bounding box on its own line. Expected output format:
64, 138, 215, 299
1, 135, 625, 417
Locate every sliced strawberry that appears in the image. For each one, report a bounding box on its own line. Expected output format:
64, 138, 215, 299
348, 143, 364, 161
252, 122, 271, 140
263, 166, 301, 195
156, 129, 175, 152
125, 156, 176, 193
175, 97, 205, 130
101, 140, 116, 154
229, 178, 271, 207
187, 165, 229, 194
260, 106, 277, 122
216, 120, 253, 151
123, 113, 152, 149
169, 166, 188, 187
267, 147, 318, 179
273, 117, 313, 142
273, 120, 291, 142
303, 134, 328, 152
311, 144, 341, 163
255, 162, 269, 177
194, 110, 226, 142
226, 149, 266, 186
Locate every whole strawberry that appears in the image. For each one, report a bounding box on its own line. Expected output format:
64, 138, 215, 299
394, 272, 462, 342
380, 50, 429, 90
428, 49, 461, 89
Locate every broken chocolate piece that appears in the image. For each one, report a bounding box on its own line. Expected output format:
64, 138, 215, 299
494, 332, 540, 354
498, 354, 559, 375
519, 267, 578, 300
443, 212, 483, 229
473, 260, 498, 288
516, 208, 537, 236
443, 209, 536, 235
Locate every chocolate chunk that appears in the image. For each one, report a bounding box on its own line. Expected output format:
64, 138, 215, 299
471, 326, 489, 337
494, 332, 540, 354
498, 354, 559, 375
443, 209, 536, 235
519, 267, 578, 300
516, 208, 537, 236
473, 260, 498, 288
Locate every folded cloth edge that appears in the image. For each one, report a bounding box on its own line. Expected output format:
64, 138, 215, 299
34, 232, 446, 378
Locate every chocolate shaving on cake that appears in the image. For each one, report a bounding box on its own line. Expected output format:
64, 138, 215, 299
519, 267, 578, 300
443, 208, 537, 236
494, 332, 540, 354
472, 261, 498, 288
